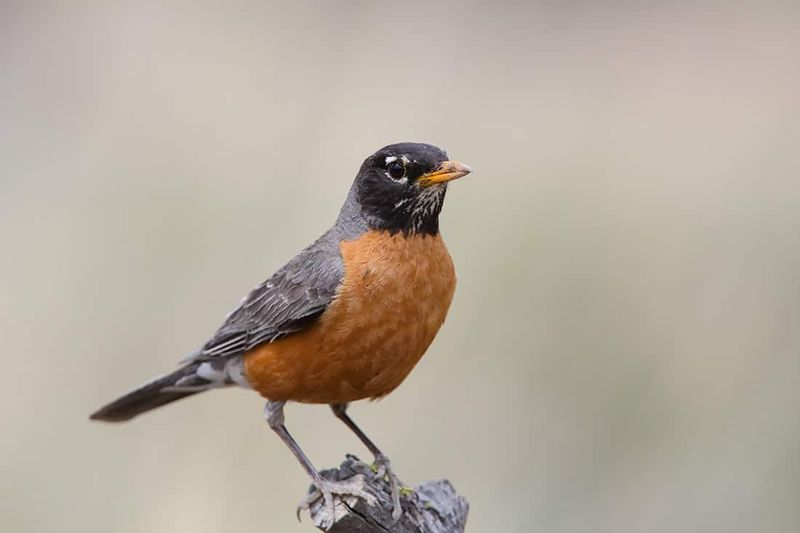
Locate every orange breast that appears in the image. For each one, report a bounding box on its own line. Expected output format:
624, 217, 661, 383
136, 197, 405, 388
243, 230, 456, 404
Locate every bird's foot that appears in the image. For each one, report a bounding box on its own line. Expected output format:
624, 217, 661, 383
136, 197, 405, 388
372, 454, 406, 522
297, 474, 377, 530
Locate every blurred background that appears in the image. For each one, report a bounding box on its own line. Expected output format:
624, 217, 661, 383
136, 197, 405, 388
2, 2, 799, 532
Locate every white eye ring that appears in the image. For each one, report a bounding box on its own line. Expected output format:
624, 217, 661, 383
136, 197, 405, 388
385, 159, 407, 183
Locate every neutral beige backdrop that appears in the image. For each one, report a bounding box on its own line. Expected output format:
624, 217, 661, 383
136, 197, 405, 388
2, 2, 799, 532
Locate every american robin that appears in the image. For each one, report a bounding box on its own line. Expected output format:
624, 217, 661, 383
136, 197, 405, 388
91, 142, 472, 527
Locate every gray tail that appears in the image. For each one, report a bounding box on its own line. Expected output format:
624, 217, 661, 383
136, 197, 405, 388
90, 363, 208, 422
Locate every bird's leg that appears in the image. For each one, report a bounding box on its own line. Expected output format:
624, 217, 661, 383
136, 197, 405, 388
264, 401, 376, 529
330, 403, 404, 521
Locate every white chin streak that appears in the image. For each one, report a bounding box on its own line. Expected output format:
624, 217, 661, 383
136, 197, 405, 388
409, 184, 445, 232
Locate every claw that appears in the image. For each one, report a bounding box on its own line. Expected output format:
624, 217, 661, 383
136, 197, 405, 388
297, 475, 377, 530
372, 455, 404, 522
373, 459, 387, 479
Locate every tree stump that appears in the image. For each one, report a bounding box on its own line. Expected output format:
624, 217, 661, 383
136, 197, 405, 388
302, 455, 469, 532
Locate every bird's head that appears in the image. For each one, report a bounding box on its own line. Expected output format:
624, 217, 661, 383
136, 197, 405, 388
350, 142, 472, 236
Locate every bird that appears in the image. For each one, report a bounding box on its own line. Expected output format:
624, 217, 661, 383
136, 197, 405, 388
90, 142, 472, 528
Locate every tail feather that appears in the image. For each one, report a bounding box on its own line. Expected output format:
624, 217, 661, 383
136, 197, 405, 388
90, 363, 207, 422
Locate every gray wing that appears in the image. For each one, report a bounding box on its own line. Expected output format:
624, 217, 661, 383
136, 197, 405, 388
190, 231, 344, 361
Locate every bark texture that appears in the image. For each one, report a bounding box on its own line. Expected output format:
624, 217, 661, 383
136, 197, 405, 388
303, 455, 469, 532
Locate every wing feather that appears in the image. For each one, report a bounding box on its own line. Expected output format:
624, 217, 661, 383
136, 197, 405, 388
190, 232, 343, 361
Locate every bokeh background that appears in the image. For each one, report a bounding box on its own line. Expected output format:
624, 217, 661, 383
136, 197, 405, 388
2, 2, 799, 532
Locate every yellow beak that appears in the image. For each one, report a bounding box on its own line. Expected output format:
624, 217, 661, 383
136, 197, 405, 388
418, 160, 473, 187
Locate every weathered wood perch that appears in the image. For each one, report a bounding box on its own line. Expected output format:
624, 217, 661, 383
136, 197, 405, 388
301, 455, 469, 532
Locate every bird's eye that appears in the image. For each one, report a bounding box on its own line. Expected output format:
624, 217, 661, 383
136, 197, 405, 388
387, 161, 406, 181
